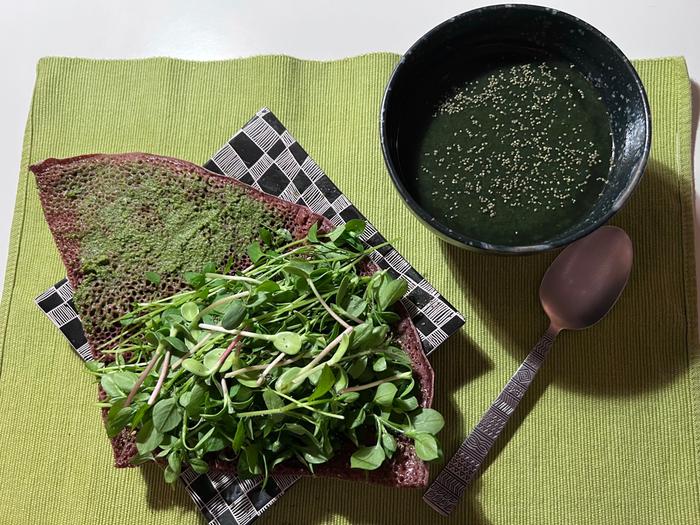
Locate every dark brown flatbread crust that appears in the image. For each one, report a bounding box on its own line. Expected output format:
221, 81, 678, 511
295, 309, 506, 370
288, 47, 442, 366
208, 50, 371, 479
31, 152, 434, 488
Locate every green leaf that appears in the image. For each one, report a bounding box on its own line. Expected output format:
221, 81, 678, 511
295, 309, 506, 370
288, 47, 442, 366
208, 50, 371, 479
303, 448, 330, 464
349, 321, 372, 351
283, 263, 310, 279
346, 296, 367, 318
372, 356, 387, 372
101, 371, 138, 399
338, 391, 360, 403
181, 359, 210, 377
333, 367, 348, 392
272, 289, 297, 303
189, 457, 209, 474
165, 336, 187, 353
200, 432, 226, 453
307, 222, 319, 243
273, 332, 302, 355
328, 224, 345, 242
413, 432, 439, 461
232, 419, 246, 453
293, 277, 309, 294
349, 407, 366, 429
378, 277, 408, 310
236, 375, 262, 388
248, 292, 269, 308
412, 408, 445, 435
193, 427, 216, 451
184, 382, 207, 416
85, 361, 104, 373
163, 465, 179, 484
276, 228, 293, 242
380, 311, 401, 324
129, 452, 155, 466
336, 275, 350, 307
173, 322, 196, 343
374, 382, 398, 407
145, 331, 161, 347
394, 396, 419, 412
145, 271, 161, 285
183, 271, 205, 288
259, 227, 273, 246
106, 401, 134, 438
369, 326, 388, 348
275, 367, 303, 393
152, 398, 182, 433
203, 347, 225, 371
256, 280, 280, 293
350, 443, 385, 470
308, 366, 335, 400
179, 391, 191, 407
328, 334, 350, 365
344, 219, 366, 235
180, 302, 199, 322
399, 375, 415, 397
131, 402, 150, 427
136, 420, 163, 454
262, 389, 284, 411
162, 308, 183, 323
241, 444, 262, 476
247, 242, 264, 263
382, 431, 397, 456
348, 355, 368, 379
221, 301, 246, 330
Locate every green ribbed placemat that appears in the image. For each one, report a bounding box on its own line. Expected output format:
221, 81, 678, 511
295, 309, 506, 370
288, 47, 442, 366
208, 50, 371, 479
0, 54, 697, 525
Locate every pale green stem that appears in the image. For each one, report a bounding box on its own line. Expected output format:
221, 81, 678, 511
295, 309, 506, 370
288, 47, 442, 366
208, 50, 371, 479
340, 372, 412, 394
241, 245, 306, 275
124, 349, 162, 407
147, 350, 172, 405
198, 323, 278, 343
273, 389, 344, 420
237, 397, 343, 419
190, 291, 249, 326
205, 273, 261, 285
289, 327, 352, 388
256, 352, 286, 385
224, 354, 305, 378
171, 333, 218, 371
307, 278, 351, 329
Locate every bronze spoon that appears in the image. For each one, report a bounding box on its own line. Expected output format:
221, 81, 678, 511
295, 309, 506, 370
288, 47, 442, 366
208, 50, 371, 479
423, 226, 634, 516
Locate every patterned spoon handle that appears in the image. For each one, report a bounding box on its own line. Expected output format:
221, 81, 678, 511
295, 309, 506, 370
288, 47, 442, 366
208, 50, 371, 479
423, 327, 557, 516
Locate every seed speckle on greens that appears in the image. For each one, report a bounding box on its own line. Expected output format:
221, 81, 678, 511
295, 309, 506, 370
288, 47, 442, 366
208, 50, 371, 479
88, 221, 443, 484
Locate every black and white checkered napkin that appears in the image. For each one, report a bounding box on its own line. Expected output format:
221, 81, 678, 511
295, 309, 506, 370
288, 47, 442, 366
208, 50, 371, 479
35, 108, 465, 525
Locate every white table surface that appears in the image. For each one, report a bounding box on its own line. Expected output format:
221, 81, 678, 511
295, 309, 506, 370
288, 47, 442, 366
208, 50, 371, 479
1, 0, 698, 298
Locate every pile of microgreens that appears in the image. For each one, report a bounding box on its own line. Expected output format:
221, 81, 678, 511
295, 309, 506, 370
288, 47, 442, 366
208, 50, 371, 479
87, 220, 444, 484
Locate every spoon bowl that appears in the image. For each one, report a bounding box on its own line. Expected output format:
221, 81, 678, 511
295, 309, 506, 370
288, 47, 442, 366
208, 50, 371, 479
541, 226, 634, 331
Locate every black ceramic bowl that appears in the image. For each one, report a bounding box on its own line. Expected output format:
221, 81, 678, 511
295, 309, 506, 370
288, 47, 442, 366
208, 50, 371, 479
380, 4, 651, 254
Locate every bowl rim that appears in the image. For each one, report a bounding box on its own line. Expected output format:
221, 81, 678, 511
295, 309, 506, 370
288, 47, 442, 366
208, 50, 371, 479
379, 3, 652, 254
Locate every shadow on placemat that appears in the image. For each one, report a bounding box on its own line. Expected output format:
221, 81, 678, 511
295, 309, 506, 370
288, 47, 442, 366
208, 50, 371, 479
431, 330, 492, 457
141, 462, 199, 514
441, 158, 685, 398
275, 476, 492, 525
